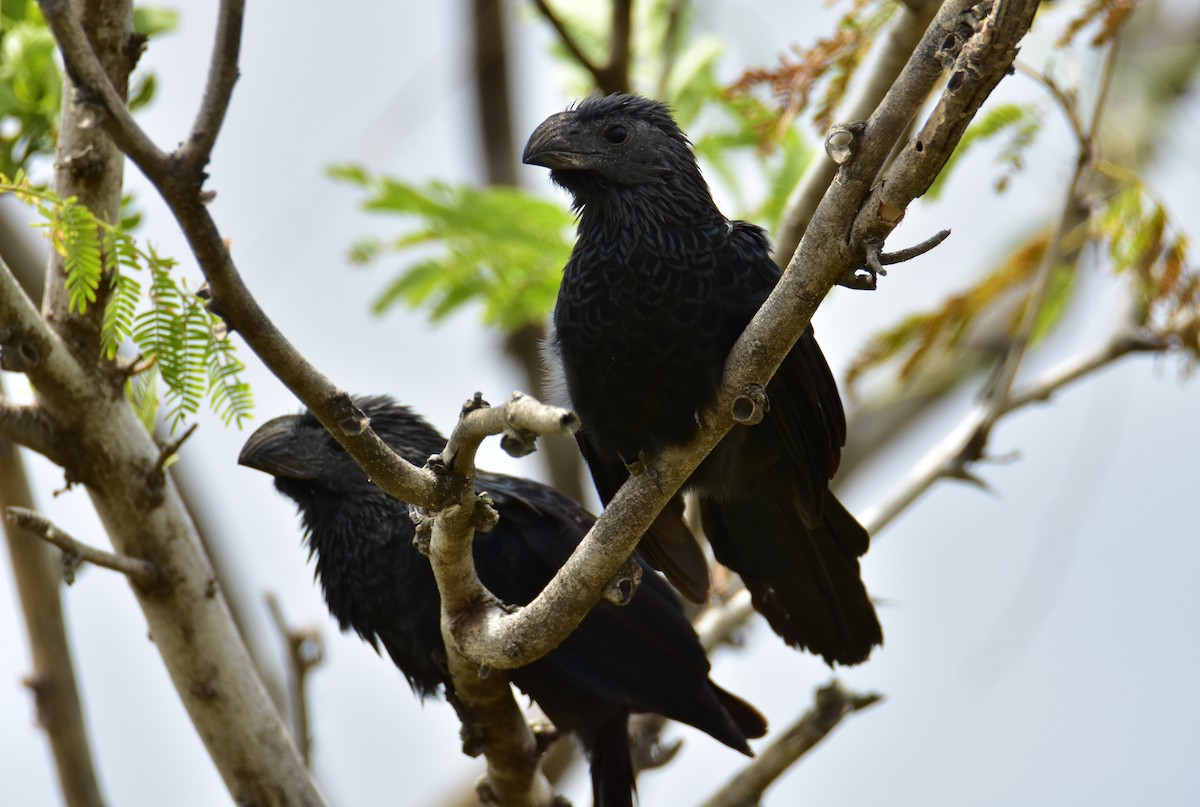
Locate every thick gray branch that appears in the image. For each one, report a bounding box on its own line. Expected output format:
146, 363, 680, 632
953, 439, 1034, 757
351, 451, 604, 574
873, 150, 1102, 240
423, 393, 577, 806
34, 1, 328, 803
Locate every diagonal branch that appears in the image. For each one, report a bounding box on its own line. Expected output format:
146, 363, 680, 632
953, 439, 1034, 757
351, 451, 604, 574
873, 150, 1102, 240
37, 0, 170, 175
699, 681, 882, 807
529, 0, 631, 95
36, 0, 438, 510
530, 0, 605, 86
858, 318, 1179, 538
970, 38, 1121, 443
775, 0, 942, 261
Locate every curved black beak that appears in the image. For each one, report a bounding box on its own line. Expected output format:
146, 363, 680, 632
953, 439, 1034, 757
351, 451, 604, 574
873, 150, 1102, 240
522, 110, 591, 170
238, 415, 321, 480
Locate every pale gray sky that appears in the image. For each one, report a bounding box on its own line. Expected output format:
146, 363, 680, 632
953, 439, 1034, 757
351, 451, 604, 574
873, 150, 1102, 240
2, 2, 1198, 805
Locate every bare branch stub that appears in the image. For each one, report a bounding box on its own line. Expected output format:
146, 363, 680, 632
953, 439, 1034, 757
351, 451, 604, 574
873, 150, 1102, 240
6, 506, 168, 588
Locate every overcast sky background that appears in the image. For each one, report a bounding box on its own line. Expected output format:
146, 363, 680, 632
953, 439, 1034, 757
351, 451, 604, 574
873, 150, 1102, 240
2, 1, 1199, 805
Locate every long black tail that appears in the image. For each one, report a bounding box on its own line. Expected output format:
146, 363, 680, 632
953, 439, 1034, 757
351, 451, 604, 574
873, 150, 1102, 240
700, 489, 882, 665
589, 715, 636, 807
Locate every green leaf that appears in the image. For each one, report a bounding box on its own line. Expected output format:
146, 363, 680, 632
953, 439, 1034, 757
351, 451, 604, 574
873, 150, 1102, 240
133, 7, 180, 37
128, 72, 157, 112
331, 172, 575, 332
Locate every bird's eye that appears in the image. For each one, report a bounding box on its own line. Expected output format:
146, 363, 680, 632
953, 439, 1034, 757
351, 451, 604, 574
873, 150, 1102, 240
604, 125, 627, 144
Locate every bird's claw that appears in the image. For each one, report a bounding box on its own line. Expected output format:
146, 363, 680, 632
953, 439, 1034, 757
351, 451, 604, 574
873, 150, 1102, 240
623, 452, 664, 494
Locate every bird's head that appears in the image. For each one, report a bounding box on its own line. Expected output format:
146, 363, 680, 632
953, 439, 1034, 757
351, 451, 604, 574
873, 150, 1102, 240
238, 395, 445, 499
523, 93, 711, 211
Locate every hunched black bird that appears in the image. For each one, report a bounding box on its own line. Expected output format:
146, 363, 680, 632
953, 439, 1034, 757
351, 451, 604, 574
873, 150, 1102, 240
238, 395, 766, 807
523, 93, 883, 666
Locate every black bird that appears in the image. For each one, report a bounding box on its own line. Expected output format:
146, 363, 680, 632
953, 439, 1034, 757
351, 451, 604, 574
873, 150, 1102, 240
524, 94, 883, 666
239, 395, 766, 807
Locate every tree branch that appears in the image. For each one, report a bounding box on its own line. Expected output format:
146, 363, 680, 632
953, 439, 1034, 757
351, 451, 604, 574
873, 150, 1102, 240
421, 393, 578, 807
179, 0, 244, 170
6, 506, 166, 586
0, 393, 106, 807
876, 31, 1124, 525
37, 0, 170, 176
0, 393, 66, 468
858, 315, 1184, 537
970, 37, 1120, 441
35, 0, 438, 512
775, 0, 942, 261
265, 593, 323, 768
33, 2, 329, 802
530, 0, 606, 89
698, 681, 882, 807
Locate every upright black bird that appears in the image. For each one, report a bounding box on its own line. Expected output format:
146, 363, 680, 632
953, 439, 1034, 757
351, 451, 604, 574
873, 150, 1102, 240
524, 94, 883, 666
239, 395, 766, 807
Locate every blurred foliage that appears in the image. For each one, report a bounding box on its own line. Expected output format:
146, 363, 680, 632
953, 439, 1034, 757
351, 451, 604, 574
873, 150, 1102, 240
728, 0, 895, 138
846, 1, 1200, 396
0, 0, 176, 181
328, 166, 573, 330
1094, 164, 1198, 362
925, 103, 1042, 199
846, 233, 1072, 391
2, 176, 253, 430
1058, 0, 1139, 47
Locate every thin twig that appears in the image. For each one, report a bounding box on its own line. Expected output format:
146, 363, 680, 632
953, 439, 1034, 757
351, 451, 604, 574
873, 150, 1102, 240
180, 0, 244, 169
153, 422, 198, 477
655, 0, 690, 98
880, 228, 952, 265
6, 506, 166, 587
1015, 61, 1086, 143
699, 681, 882, 807
969, 37, 1122, 459
36, 0, 170, 175
858, 320, 1176, 537
529, 0, 605, 85
265, 593, 323, 769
